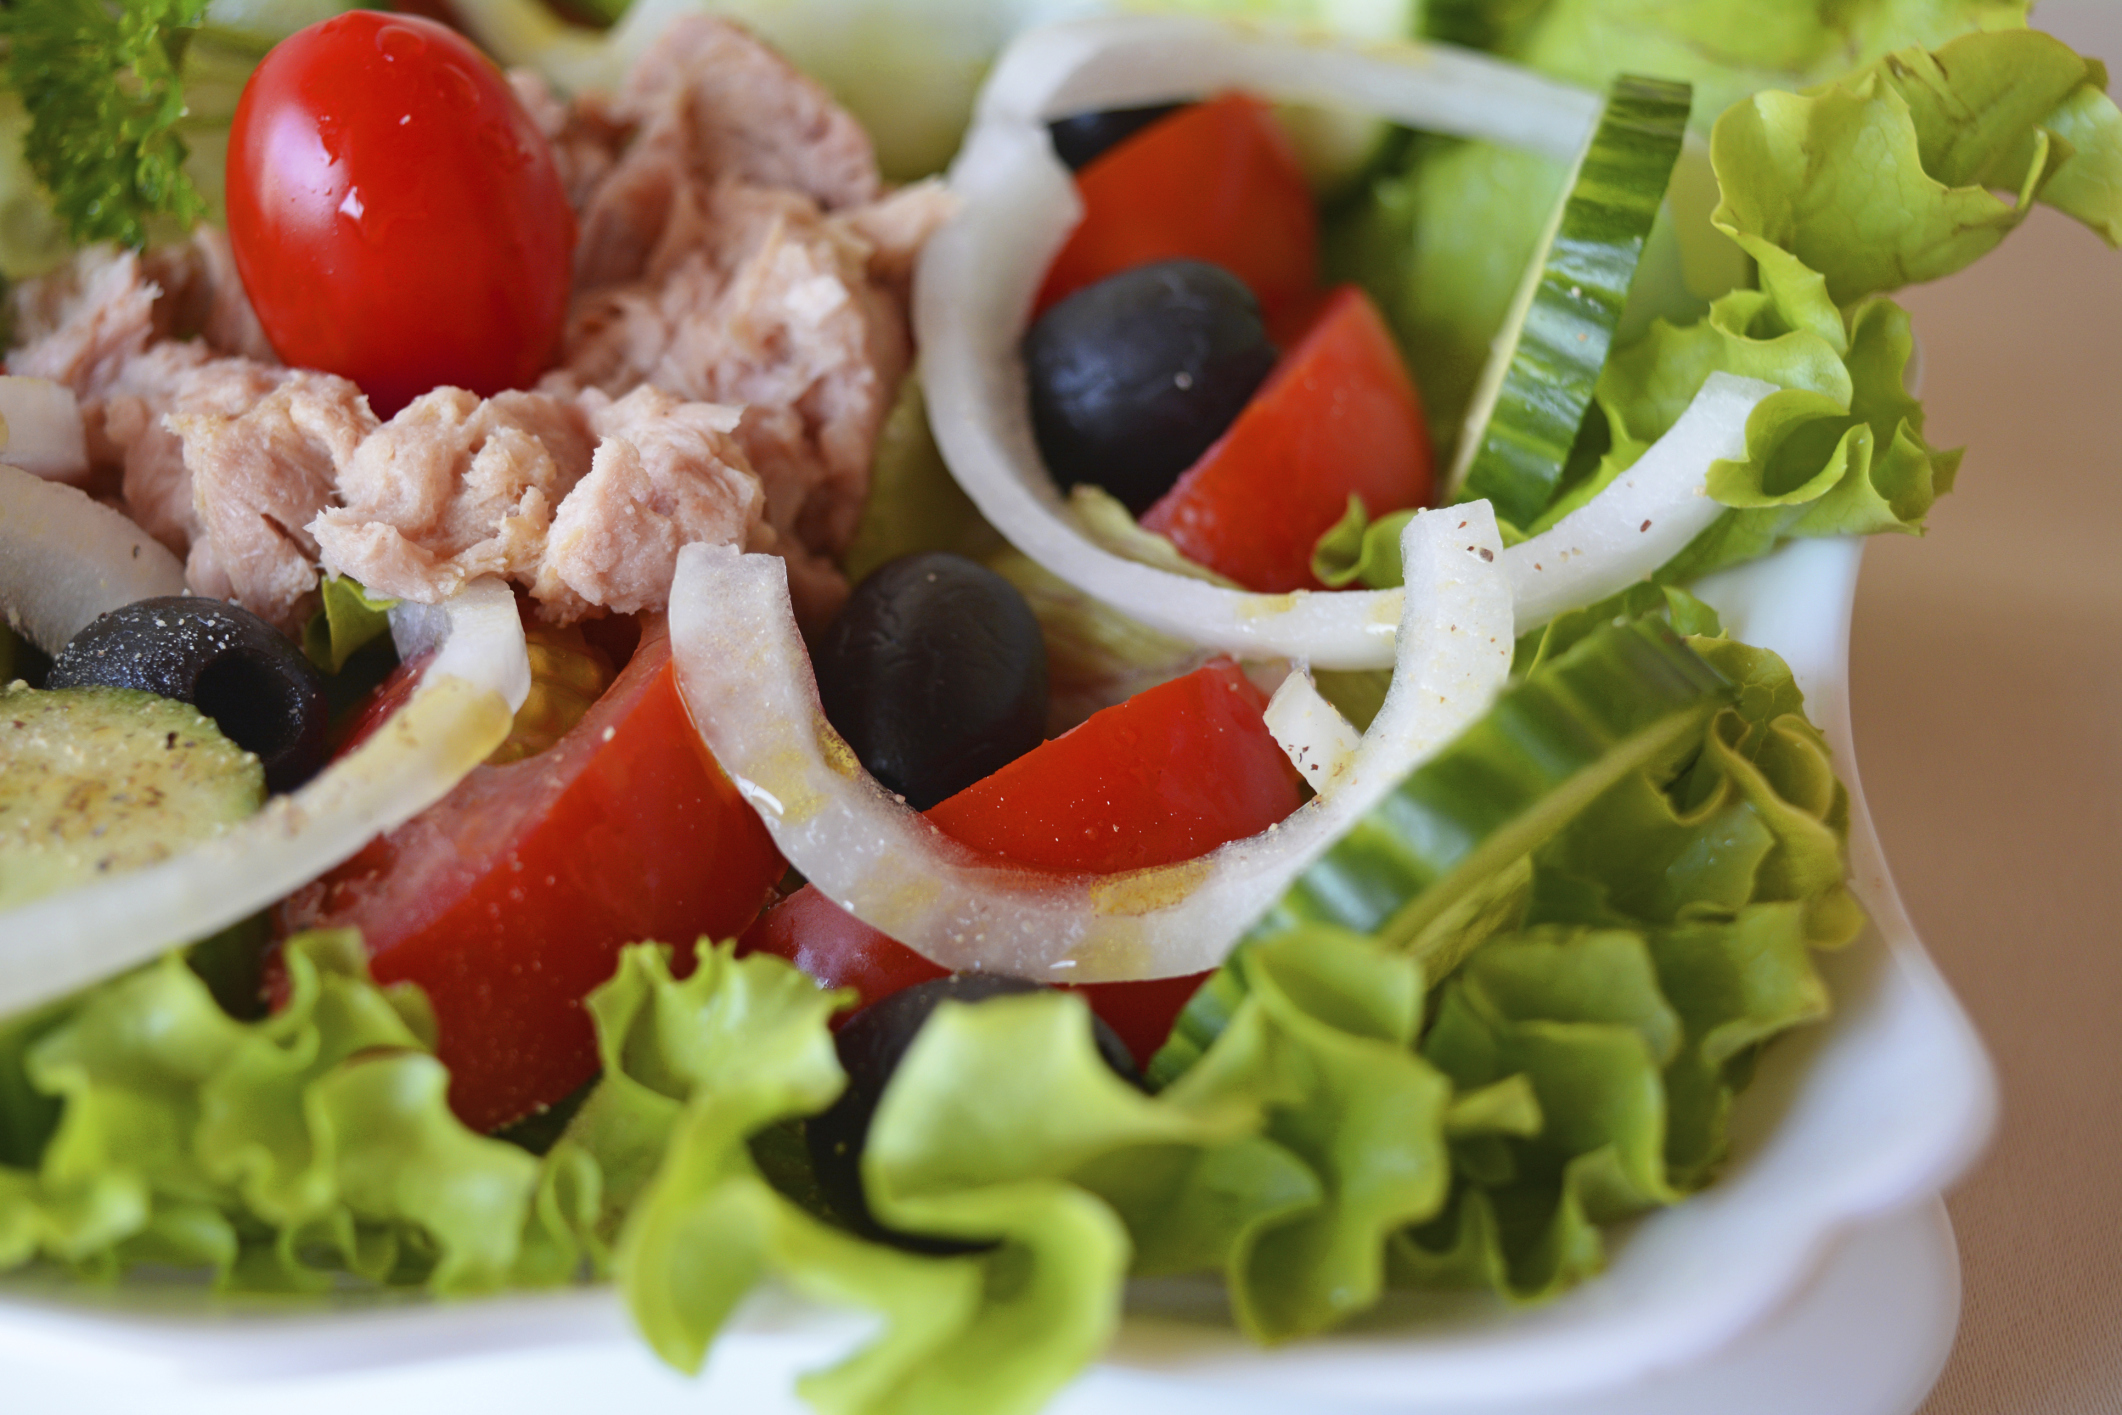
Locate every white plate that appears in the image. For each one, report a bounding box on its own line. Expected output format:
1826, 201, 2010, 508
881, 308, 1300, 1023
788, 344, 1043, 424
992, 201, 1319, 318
0, 1198, 1962, 1415
0, 535, 1995, 1412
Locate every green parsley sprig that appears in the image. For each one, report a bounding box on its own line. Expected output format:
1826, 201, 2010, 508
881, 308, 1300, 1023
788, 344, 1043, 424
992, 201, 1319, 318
1, 0, 213, 248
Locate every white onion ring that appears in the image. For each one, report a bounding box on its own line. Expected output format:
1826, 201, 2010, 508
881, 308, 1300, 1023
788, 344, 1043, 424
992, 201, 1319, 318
0, 463, 184, 653
1503, 372, 1773, 629
670, 504, 1511, 982
1263, 669, 1361, 795
916, 18, 1760, 666
0, 578, 529, 1016
0, 377, 89, 483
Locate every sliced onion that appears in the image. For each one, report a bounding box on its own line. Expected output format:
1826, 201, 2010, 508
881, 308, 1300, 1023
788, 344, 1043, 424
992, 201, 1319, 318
969, 16, 1599, 157
0, 578, 529, 1016
0, 377, 89, 483
916, 18, 1748, 668
0, 462, 185, 653
388, 581, 535, 716
670, 504, 1512, 982
1501, 372, 1773, 629
1263, 669, 1361, 795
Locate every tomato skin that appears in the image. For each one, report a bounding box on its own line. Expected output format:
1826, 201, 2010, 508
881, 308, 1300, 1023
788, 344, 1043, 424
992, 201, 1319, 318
740, 660, 1302, 1067
1140, 285, 1432, 594
925, 659, 1302, 873
225, 12, 575, 417
283, 625, 784, 1133
740, 884, 949, 1007
1035, 94, 1317, 330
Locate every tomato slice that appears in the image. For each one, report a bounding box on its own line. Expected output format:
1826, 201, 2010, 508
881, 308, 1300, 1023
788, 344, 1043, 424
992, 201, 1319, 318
1139, 285, 1433, 594
282, 623, 784, 1132
740, 660, 1303, 1067
1035, 94, 1318, 330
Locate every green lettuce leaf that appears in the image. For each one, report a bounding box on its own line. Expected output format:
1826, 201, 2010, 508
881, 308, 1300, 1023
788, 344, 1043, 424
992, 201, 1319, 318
302, 573, 398, 675
1340, 0, 2029, 451
1593, 286, 1961, 579
1385, 628, 1854, 1299
551, 935, 1453, 1412
1326, 137, 1571, 452
1510, 580, 1722, 677
1136, 927, 1453, 1339
0, 931, 538, 1289
1583, 27, 2116, 575
1506, 0, 2028, 141
1710, 29, 2122, 306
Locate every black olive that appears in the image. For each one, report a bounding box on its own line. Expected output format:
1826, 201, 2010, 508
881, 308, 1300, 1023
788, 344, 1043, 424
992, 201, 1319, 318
48, 596, 330, 794
807, 974, 1140, 1247
1023, 259, 1277, 515
813, 553, 1047, 811
1047, 103, 1185, 172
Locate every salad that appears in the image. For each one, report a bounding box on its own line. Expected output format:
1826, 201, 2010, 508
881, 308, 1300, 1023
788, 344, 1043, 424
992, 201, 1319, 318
0, 0, 2108, 1412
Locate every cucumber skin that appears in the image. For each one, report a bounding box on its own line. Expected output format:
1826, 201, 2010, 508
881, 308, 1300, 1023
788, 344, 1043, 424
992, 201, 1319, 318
1146, 618, 1730, 1090
1458, 76, 1693, 529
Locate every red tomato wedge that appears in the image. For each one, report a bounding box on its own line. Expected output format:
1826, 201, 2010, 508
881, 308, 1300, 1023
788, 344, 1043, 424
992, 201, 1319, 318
1035, 94, 1318, 330
740, 659, 1304, 1067
282, 623, 784, 1132
1140, 284, 1432, 594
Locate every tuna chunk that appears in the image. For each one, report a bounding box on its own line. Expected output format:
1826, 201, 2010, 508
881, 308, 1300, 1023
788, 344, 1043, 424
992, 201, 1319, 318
4, 16, 951, 635
534, 384, 765, 617
174, 372, 377, 632
511, 70, 630, 218
104, 346, 287, 555
839, 179, 958, 294
140, 227, 279, 365
12, 236, 285, 524
569, 15, 879, 291
13, 234, 276, 408
311, 388, 596, 602
9, 247, 164, 408
551, 178, 944, 617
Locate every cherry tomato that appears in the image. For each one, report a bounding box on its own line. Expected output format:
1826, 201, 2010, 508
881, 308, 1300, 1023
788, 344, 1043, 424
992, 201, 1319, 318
1139, 285, 1432, 594
281, 623, 785, 1133
740, 660, 1304, 1067
225, 11, 575, 417
1035, 94, 1318, 332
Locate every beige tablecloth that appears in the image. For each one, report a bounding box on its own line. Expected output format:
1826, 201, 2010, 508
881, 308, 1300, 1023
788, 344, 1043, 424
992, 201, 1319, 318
1856, 5, 2122, 1410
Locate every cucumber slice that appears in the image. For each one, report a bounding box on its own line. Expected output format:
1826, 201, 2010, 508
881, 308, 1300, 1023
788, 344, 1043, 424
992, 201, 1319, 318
1446, 75, 1692, 529
0, 684, 265, 911
1146, 617, 1730, 1088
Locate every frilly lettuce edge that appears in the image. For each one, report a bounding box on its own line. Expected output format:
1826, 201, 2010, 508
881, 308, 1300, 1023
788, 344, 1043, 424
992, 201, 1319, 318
1323, 24, 2122, 581
0, 637, 1857, 1414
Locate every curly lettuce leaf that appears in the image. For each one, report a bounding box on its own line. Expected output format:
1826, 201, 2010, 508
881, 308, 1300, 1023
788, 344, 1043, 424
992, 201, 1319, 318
1134, 927, 1454, 1339
1506, 0, 2028, 140
0, 931, 538, 1289
1339, 0, 2028, 449
1378, 623, 1854, 1301
551, 936, 1451, 1413
1510, 580, 1722, 677
1710, 28, 2122, 306
1594, 288, 1960, 578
